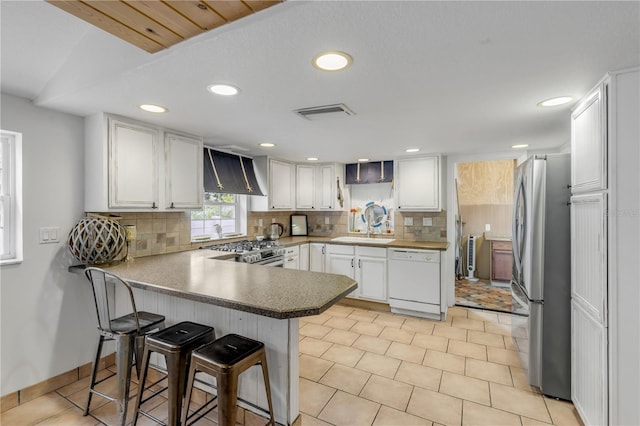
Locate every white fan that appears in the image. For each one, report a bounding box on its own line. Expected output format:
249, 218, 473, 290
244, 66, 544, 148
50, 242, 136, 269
466, 235, 479, 282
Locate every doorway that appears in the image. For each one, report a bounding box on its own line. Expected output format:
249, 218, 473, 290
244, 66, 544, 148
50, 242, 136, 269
454, 159, 515, 313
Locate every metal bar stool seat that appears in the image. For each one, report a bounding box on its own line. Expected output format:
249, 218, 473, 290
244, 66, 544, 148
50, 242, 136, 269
133, 321, 215, 426
181, 334, 275, 426
84, 267, 166, 426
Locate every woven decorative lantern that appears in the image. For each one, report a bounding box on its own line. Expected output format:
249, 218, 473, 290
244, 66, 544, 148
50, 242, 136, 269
68, 217, 126, 265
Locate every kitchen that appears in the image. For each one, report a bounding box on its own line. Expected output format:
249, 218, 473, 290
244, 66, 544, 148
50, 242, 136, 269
1, 1, 639, 425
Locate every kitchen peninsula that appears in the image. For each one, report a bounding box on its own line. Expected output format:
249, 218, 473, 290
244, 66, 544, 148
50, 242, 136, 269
95, 249, 357, 426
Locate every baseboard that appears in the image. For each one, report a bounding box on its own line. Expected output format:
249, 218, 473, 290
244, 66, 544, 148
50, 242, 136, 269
0, 352, 116, 413
338, 298, 391, 312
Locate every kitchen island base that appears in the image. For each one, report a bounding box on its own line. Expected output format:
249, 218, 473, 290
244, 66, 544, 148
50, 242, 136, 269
117, 287, 300, 425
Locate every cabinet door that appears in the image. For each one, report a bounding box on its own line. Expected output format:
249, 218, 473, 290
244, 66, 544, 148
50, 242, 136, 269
269, 159, 294, 209
109, 119, 160, 208
299, 244, 310, 271
571, 299, 608, 426
571, 84, 607, 193
316, 165, 335, 209
296, 165, 315, 209
165, 133, 203, 209
309, 243, 325, 272
357, 253, 387, 301
491, 241, 513, 282
326, 245, 356, 296
396, 156, 440, 211
571, 193, 607, 323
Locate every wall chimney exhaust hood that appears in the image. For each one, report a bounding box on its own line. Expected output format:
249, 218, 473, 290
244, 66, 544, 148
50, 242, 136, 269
294, 103, 355, 120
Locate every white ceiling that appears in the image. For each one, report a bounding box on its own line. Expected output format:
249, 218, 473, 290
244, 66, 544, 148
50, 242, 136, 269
1, 1, 638, 163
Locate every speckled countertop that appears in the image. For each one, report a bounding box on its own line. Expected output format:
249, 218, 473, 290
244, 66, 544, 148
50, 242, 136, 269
276, 236, 449, 251
96, 250, 357, 320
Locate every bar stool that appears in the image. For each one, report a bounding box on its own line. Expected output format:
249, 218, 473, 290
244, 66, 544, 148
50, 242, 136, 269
133, 321, 215, 426
84, 267, 166, 426
181, 334, 275, 426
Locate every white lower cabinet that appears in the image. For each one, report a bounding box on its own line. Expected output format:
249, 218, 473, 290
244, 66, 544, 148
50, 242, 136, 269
299, 244, 310, 271
309, 243, 325, 272
283, 245, 300, 270
325, 244, 387, 301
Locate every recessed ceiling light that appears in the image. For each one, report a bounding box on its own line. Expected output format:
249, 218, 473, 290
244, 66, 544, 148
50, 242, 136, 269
259, 142, 276, 148
312, 51, 353, 71
139, 104, 167, 113
207, 84, 239, 96
512, 144, 529, 149
307, 157, 318, 161
358, 158, 369, 162
405, 148, 420, 153
537, 96, 573, 107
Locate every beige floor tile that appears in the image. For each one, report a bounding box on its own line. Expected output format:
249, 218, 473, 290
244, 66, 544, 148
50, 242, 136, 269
305, 313, 332, 325
321, 344, 365, 367
487, 347, 523, 368
355, 352, 401, 379
379, 326, 415, 344
319, 363, 371, 395
520, 416, 553, 425
373, 313, 406, 329
446, 306, 469, 318
423, 350, 466, 375
516, 337, 530, 354
504, 336, 518, 351
467, 310, 500, 324
467, 330, 506, 348
324, 316, 357, 330
462, 400, 521, 426
89, 397, 139, 426
486, 322, 526, 339
373, 405, 433, 426
300, 412, 334, 426
55, 369, 112, 398
432, 324, 467, 341
351, 321, 384, 337
411, 333, 449, 352
489, 382, 552, 423
299, 323, 332, 339
299, 378, 336, 417
439, 372, 490, 406
447, 340, 487, 361
327, 305, 355, 318
66, 374, 138, 413
347, 308, 379, 323
360, 374, 413, 411
385, 341, 426, 364
323, 328, 360, 346
406, 386, 462, 425
318, 390, 380, 426
352, 335, 392, 355
452, 317, 486, 331
394, 361, 442, 391
245, 410, 273, 426
35, 405, 102, 425
510, 367, 541, 394
401, 318, 436, 335
544, 396, 584, 426
299, 354, 334, 381
0, 393, 73, 425
498, 313, 513, 325
465, 358, 513, 386
299, 337, 333, 357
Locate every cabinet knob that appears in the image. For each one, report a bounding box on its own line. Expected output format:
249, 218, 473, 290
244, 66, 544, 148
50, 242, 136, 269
152, 202, 158, 209
170, 202, 175, 209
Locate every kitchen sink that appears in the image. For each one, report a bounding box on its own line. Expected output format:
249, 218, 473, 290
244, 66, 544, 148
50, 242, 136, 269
331, 236, 395, 244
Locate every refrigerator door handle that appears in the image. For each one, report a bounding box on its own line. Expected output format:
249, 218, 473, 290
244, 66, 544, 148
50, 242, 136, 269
512, 173, 526, 279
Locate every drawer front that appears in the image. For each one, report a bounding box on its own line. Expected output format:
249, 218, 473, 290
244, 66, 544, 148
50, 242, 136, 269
356, 246, 386, 257
326, 244, 355, 255
492, 240, 512, 251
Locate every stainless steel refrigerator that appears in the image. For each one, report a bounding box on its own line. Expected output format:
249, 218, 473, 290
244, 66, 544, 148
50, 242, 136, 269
511, 153, 571, 400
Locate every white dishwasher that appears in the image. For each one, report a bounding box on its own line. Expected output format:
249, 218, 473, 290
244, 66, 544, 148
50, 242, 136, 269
387, 248, 441, 319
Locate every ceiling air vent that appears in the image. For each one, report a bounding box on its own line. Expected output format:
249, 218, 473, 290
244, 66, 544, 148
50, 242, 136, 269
294, 103, 355, 120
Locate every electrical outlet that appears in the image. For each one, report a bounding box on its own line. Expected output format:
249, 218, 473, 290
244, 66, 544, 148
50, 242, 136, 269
39, 227, 60, 244
258, 219, 263, 227
485, 223, 491, 232
271, 218, 276, 224
324, 216, 330, 225
423, 217, 433, 226
404, 217, 414, 226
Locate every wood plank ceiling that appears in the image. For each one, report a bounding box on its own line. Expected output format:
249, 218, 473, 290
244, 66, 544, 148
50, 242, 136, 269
47, 0, 283, 53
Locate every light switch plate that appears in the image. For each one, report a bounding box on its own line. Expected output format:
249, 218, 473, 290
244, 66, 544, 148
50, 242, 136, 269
39, 227, 60, 244
485, 223, 491, 232
423, 217, 433, 226
404, 217, 414, 226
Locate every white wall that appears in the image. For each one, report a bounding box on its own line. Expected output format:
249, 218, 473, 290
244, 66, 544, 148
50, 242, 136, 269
0, 93, 96, 395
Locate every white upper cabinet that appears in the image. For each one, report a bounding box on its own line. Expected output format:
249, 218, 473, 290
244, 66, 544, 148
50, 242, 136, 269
295, 163, 344, 210
269, 159, 295, 210
85, 113, 203, 212
571, 83, 607, 193
165, 133, 203, 209
395, 155, 441, 211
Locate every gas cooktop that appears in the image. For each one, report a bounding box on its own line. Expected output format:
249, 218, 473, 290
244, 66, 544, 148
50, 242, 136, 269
201, 239, 285, 265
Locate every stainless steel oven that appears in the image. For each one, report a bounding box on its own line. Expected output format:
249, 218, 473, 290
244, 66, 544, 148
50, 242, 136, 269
201, 240, 285, 267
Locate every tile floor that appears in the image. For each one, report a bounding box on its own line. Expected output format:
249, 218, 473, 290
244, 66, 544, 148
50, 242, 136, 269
455, 279, 512, 313
1, 305, 582, 426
